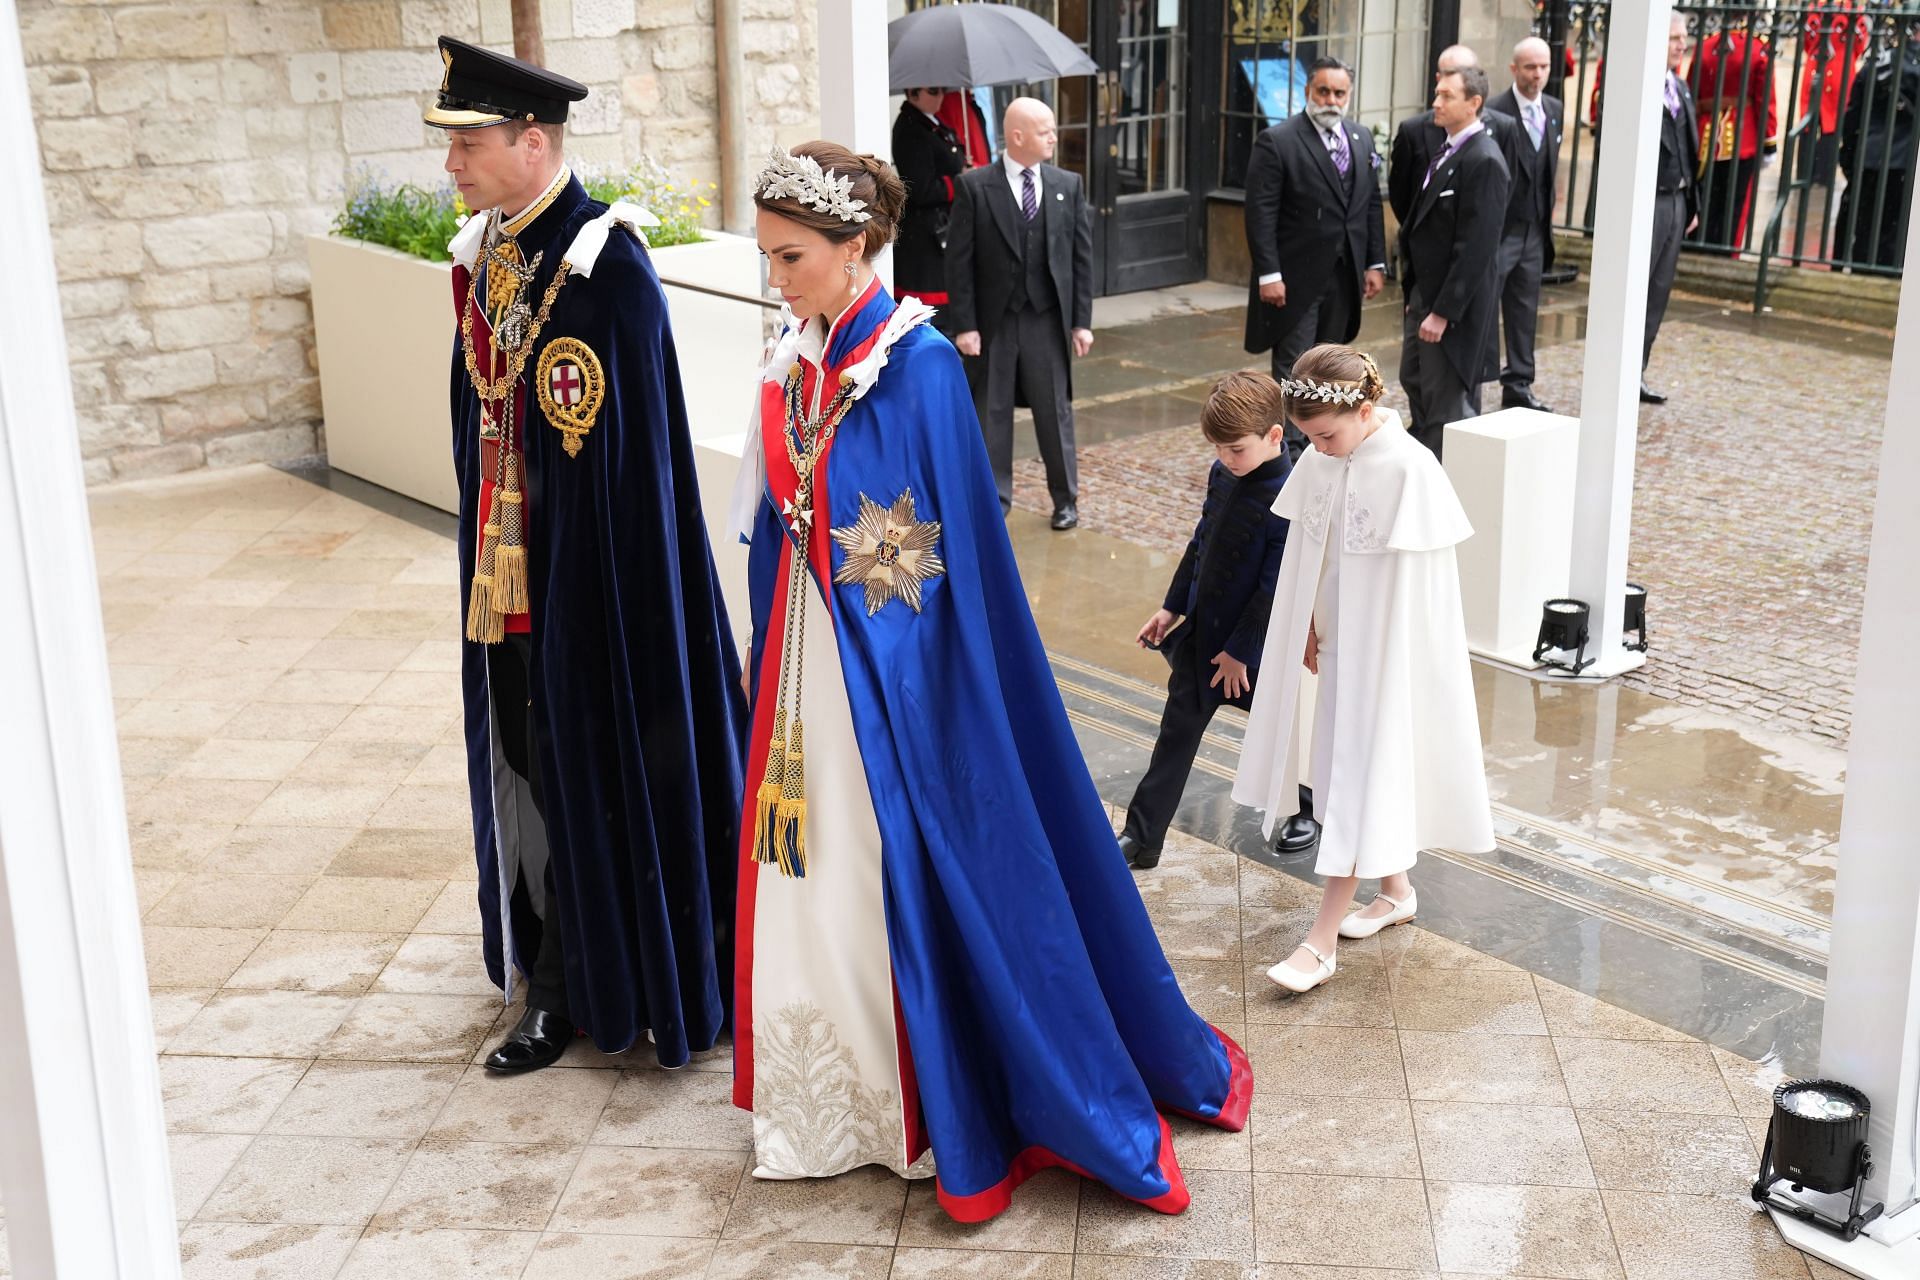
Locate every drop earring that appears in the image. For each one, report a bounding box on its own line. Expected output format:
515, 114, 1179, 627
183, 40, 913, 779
845, 259, 859, 298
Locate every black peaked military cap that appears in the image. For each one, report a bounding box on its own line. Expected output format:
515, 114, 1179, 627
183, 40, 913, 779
425, 36, 588, 130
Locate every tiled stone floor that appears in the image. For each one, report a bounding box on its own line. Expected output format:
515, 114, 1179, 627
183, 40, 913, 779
0, 462, 1840, 1278
1013, 289, 1889, 749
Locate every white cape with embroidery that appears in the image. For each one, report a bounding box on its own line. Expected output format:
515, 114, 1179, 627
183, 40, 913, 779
1232, 409, 1494, 878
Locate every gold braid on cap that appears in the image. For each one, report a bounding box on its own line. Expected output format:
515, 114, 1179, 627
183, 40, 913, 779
1280, 352, 1383, 405
754, 146, 874, 223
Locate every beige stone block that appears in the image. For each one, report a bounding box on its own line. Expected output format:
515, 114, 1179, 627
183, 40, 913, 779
375, 933, 499, 997
705, 1242, 891, 1280
210, 262, 276, 301
115, 7, 226, 59
168, 988, 358, 1058
651, 25, 713, 70
415, 881, 481, 934
321, 992, 503, 1062
117, 349, 217, 400
65, 310, 154, 361
636, 0, 701, 29
343, 96, 432, 154
324, 1, 403, 49
1078, 1168, 1254, 1262
176, 1224, 359, 1276
150, 300, 251, 352
83, 456, 114, 485
206, 425, 321, 469
228, 6, 325, 55
159, 392, 252, 441
202, 1134, 414, 1224
326, 827, 470, 880
341, 48, 440, 98
52, 221, 144, 280
523, 1235, 716, 1280
428, 1062, 619, 1145
19, 8, 116, 64
570, 0, 627, 36
166, 60, 222, 105
61, 277, 129, 319
91, 61, 166, 115
143, 923, 266, 987
340, 1226, 542, 1278
169, 1130, 254, 1218
1430, 1181, 1620, 1278
246, 105, 311, 145
111, 442, 208, 480
159, 1054, 306, 1133
545, 37, 623, 84
288, 50, 343, 106
551, 1146, 746, 1237
266, 1061, 463, 1138
133, 267, 213, 309
78, 403, 161, 457
399, 0, 481, 45
227, 927, 404, 994
253, 295, 315, 334
133, 113, 249, 165
896, 1168, 1077, 1253
569, 90, 621, 136
29, 64, 92, 117
282, 874, 440, 932
42, 172, 95, 226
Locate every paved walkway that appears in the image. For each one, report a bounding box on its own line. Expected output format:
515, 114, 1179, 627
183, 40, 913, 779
1015, 287, 1892, 749
0, 463, 1841, 1279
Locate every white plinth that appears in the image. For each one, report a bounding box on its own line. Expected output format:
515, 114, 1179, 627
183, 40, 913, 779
1444, 408, 1579, 668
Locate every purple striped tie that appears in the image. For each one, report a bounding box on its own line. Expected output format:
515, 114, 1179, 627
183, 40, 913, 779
1329, 126, 1350, 176
1021, 167, 1037, 221
1423, 140, 1455, 189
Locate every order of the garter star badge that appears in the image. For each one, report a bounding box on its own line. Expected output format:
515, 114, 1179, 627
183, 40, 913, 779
831, 490, 945, 616
535, 337, 605, 457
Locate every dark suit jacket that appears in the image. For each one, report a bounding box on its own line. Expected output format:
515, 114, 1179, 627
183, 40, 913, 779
945, 160, 1095, 359
1389, 106, 1522, 228
1660, 74, 1704, 224
890, 102, 967, 296
1241, 112, 1387, 355
1400, 124, 1512, 386
1488, 88, 1563, 233
1160, 454, 1291, 712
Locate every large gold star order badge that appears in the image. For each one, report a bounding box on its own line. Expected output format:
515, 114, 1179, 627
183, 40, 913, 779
831, 490, 946, 617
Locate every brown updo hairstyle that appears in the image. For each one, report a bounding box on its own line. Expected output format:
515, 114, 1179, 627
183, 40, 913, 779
1285, 343, 1387, 423
753, 141, 908, 260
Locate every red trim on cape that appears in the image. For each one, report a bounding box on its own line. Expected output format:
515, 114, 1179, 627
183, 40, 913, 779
935, 1114, 1191, 1224
1161, 1026, 1254, 1132
899, 289, 949, 306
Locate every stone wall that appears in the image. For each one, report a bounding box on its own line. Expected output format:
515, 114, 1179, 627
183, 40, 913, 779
22, 0, 819, 484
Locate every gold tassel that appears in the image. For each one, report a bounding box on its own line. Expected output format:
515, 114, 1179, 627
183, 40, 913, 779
466, 519, 505, 644
772, 717, 808, 878
752, 706, 788, 867
491, 452, 530, 614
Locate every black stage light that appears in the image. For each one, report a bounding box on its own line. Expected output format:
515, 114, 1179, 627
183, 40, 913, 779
1623, 582, 1649, 653
1532, 598, 1594, 674
1752, 1078, 1884, 1241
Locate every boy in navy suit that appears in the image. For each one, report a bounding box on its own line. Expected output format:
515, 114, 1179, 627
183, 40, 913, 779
1120, 372, 1310, 869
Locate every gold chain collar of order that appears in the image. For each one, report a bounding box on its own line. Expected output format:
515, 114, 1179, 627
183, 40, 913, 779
461, 250, 573, 406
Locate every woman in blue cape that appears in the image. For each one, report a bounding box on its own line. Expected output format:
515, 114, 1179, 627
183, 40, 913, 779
729, 142, 1251, 1223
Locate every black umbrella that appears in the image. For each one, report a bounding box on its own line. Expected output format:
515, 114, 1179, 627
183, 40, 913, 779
886, 2, 1099, 94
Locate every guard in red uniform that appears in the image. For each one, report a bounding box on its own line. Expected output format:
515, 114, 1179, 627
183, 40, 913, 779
1800, 1, 1871, 186
1689, 23, 1778, 249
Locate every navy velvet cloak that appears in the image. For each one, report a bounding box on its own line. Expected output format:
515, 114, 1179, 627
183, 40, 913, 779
453, 177, 747, 1065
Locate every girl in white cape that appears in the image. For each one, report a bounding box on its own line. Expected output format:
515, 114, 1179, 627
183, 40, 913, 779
1233, 344, 1494, 993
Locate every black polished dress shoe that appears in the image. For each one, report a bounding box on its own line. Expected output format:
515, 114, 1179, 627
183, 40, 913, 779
1501, 388, 1552, 413
1117, 833, 1161, 870
483, 1007, 574, 1073
1050, 503, 1079, 531
1274, 813, 1321, 856
1639, 383, 1667, 405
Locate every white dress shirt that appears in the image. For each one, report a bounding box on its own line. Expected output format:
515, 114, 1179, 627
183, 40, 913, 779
1002, 151, 1042, 209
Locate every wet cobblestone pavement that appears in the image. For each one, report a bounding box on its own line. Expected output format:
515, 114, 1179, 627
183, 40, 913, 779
1013, 291, 1891, 748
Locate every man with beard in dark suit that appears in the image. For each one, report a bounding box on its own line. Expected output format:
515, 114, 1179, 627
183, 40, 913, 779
1488, 37, 1564, 413
1242, 56, 1388, 462
1643, 12, 1703, 405
948, 96, 1096, 528
1397, 65, 1511, 457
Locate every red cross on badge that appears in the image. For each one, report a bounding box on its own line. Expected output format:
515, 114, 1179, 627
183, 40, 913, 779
549, 361, 584, 408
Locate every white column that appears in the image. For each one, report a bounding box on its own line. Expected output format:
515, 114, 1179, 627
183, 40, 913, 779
0, 3, 183, 1275
1563, 0, 1670, 679
1793, 185, 1920, 1270
817, 0, 894, 159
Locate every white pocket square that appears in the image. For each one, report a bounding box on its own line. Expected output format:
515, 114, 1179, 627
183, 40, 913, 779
1438, 188, 1456, 197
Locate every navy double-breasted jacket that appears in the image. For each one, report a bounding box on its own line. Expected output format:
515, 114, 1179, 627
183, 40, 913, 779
1160, 452, 1292, 712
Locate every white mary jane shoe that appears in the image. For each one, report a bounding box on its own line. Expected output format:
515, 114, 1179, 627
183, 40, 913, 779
1266, 941, 1336, 994
1338, 890, 1417, 940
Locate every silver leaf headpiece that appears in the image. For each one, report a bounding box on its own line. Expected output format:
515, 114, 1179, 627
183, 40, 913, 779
754, 146, 873, 224
1279, 377, 1367, 406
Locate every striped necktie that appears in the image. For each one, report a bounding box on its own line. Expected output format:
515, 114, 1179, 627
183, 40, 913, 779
1326, 125, 1351, 176
1423, 139, 1456, 189
1021, 168, 1037, 221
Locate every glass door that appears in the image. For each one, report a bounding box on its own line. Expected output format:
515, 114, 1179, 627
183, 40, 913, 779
1096, 0, 1208, 292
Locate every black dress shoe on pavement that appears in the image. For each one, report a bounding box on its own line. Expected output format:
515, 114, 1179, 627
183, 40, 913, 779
1639, 383, 1667, 405
1274, 813, 1321, 856
1118, 833, 1161, 870
484, 1007, 573, 1073
1050, 503, 1078, 531
1501, 388, 1553, 413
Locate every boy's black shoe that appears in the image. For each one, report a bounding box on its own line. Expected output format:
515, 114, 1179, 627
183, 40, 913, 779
1274, 813, 1321, 856
1118, 833, 1161, 870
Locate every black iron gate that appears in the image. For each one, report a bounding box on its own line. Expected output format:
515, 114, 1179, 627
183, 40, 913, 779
1539, 0, 1918, 308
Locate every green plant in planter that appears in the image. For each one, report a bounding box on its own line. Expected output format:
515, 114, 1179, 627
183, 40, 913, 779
333, 157, 711, 263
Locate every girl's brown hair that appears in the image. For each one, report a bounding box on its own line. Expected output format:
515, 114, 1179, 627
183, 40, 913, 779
752, 142, 907, 260
1284, 343, 1386, 423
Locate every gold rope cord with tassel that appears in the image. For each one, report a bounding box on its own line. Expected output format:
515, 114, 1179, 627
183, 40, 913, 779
491, 444, 530, 615
751, 364, 857, 878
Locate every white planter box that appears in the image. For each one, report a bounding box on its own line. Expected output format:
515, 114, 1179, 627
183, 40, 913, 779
308, 228, 769, 516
